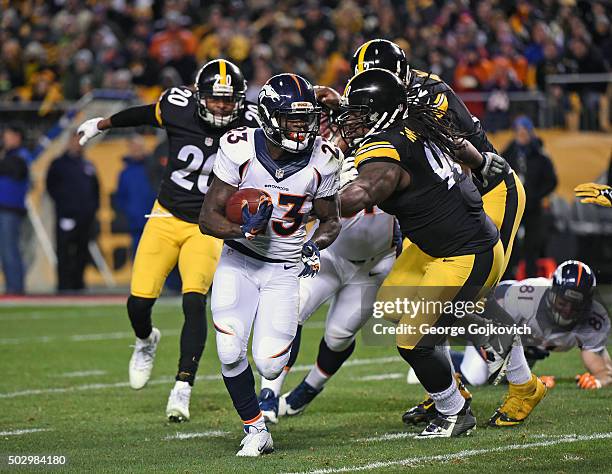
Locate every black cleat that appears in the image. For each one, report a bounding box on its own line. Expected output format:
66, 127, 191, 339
402, 396, 437, 425
416, 401, 476, 438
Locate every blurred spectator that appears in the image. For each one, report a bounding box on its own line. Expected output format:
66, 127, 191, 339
114, 135, 157, 255
0, 126, 31, 294
149, 11, 196, 66
46, 135, 99, 291
63, 49, 103, 100
503, 116, 558, 279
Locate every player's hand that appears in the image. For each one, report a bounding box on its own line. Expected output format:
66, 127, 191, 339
480, 152, 508, 185
299, 240, 320, 278
77, 117, 104, 146
314, 86, 341, 110
240, 195, 273, 240
575, 372, 602, 389
574, 183, 612, 208
339, 155, 358, 189
392, 218, 403, 258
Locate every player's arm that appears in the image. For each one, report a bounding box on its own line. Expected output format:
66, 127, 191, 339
310, 195, 341, 251
198, 176, 243, 239
454, 139, 508, 185
577, 348, 612, 388
77, 103, 162, 145
340, 161, 407, 217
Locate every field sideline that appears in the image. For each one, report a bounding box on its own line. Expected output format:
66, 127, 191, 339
1, 302, 610, 473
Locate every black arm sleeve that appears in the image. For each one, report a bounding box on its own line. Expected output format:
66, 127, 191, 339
447, 91, 497, 154
109, 104, 160, 128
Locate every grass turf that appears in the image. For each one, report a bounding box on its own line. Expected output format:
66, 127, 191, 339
0, 302, 610, 473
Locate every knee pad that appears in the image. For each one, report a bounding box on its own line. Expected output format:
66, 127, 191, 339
324, 325, 356, 352
214, 318, 246, 366
255, 356, 288, 381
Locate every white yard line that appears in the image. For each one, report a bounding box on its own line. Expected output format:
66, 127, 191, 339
357, 432, 414, 442
0, 356, 400, 399
0, 428, 52, 436
55, 370, 107, 378
0, 329, 181, 345
164, 430, 229, 440
284, 432, 612, 474
353, 373, 404, 382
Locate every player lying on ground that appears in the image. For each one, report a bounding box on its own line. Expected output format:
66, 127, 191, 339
77, 59, 259, 422
453, 260, 611, 389
335, 68, 546, 437
199, 73, 342, 456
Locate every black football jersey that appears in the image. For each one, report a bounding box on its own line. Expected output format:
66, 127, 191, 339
408, 70, 502, 193
155, 86, 259, 223
353, 122, 499, 258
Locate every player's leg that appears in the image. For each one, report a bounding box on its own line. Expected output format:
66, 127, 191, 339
397, 241, 504, 438
165, 227, 222, 421
211, 249, 270, 456
128, 210, 181, 390
260, 252, 341, 422
282, 251, 396, 415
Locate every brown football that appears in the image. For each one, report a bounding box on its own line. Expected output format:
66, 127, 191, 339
225, 188, 270, 224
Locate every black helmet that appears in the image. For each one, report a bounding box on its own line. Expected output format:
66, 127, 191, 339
547, 260, 596, 328
337, 68, 406, 146
350, 39, 410, 83
194, 59, 247, 127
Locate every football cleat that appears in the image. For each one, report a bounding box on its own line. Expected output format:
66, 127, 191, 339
128, 328, 161, 389
416, 401, 476, 439
278, 379, 322, 417
236, 425, 274, 457
166, 380, 191, 422
488, 374, 547, 427
402, 373, 471, 425
479, 334, 517, 385
258, 388, 279, 424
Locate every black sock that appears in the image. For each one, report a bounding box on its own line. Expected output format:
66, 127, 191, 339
127, 295, 155, 340
223, 365, 260, 423
398, 345, 453, 393
176, 292, 207, 385
286, 325, 303, 369
316, 338, 355, 376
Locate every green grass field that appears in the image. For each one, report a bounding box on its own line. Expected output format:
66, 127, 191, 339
1, 301, 611, 473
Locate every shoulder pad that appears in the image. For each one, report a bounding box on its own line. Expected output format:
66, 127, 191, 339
219, 127, 256, 165
353, 132, 400, 168
312, 137, 343, 173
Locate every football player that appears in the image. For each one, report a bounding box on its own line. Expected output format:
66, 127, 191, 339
458, 261, 611, 392
336, 68, 546, 437
199, 73, 342, 456
76, 59, 259, 421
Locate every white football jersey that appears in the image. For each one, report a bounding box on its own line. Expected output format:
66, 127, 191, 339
213, 127, 342, 261
498, 278, 610, 352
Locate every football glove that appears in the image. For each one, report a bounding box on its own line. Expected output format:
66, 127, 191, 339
339, 155, 358, 189
299, 240, 320, 278
574, 183, 612, 208
575, 372, 602, 389
240, 195, 273, 240
480, 152, 508, 186
77, 117, 105, 146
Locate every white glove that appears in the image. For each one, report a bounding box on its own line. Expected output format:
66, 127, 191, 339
480, 152, 507, 186
77, 117, 104, 146
339, 155, 358, 189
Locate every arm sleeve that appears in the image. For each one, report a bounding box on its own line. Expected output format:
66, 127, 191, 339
446, 92, 497, 153
109, 104, 160, 128
212, 146, 241, 187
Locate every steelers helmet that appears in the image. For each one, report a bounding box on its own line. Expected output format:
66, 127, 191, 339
350, 39, 410, 83
547, 260, 596, 328
194, 59, 247, 127
337, 68, 406, 146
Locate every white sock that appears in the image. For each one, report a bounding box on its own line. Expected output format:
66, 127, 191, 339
430, 380, 465, 415
244, 413, 266, 431
304, 364, 329, 391
174, 380, 190, 390
506, 345, 532, 385
260, 367, 289, 397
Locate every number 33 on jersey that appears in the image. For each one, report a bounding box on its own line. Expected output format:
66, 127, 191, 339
213, 128, 342, 261
155, 86, 260, 223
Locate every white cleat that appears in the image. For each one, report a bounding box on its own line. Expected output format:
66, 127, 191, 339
128, 327, 160, 389
166, 381, 191, 422
236, 426, 274, 457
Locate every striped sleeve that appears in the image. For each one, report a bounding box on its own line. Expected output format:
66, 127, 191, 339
353, 140, 400, 168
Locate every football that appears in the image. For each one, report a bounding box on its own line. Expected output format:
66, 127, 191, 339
225, 188, 270, 224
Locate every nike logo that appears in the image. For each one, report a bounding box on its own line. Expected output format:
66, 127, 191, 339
368, 272, 381, 277
284, 265, 296, 270
442, 258, 454, 262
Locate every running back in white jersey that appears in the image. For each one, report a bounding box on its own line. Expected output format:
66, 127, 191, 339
498, 278, 610, 352
213, 127, 342, 261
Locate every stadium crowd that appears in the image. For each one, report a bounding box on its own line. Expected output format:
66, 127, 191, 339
1, 0, 610, 129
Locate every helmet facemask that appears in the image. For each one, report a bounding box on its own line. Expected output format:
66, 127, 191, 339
266, 102, 321, 153
195, 82, 245, 128
546, 287, 591, 329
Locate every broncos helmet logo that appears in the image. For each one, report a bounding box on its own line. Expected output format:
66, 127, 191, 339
259, 84, 281, 102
